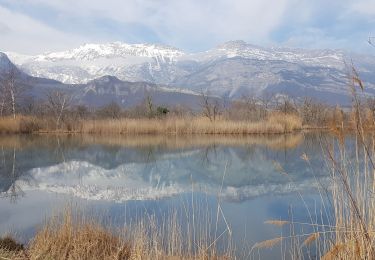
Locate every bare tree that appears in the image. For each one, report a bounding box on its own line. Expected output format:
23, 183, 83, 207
227, 94, 260, 121
241, 94, 267, 120
299, 97, 330, 126
0, 68, 23, 118
200, 92, 221, 122
0, 80, 6, 117
22, 96, 36, 115
74, 105, 90, 119
259, 92, 275, 110
46, 90, 71, 129
146, 95, 154, 118
276, 95, 298, 115
258, 91, 276, 119
97, 102, 122, 119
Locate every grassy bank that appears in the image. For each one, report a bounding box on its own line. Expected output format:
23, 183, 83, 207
0, 113, 303, 135
0, 207, 233, 260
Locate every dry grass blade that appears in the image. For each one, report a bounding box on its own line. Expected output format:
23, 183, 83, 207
321, 244, 347, 260
302, 233, 319, 246
352, 67, 364, 91
0, 249, 27, 260
264, 220, 289, 227
253, 237, 283, 249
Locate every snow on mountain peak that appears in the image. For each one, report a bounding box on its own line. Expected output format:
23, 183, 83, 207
211, 40, 345, 68
1, 40, 361, 99
3, 42, 189, 84
35, 42, 185, 62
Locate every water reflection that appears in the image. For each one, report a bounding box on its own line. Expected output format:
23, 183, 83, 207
0, 133, 336, 258
0, 133, 330, 203
0, 148, 25, 202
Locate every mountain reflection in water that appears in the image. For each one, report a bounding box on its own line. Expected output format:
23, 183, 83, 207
0, 133, 337, 258
0, 133, 330, 203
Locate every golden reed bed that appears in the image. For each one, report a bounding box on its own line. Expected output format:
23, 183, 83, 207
0, 113, 302, 135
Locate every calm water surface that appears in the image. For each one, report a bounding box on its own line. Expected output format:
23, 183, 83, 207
0, 133, 334, 258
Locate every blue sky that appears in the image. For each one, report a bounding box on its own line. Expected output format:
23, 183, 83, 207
0, 0, 374, 54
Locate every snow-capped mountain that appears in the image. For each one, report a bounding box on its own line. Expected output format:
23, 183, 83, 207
34, 42, 184, 61
191, 40, 346, 69
4, 40, 375, 103
0, 52, 204, 108
7, 42, 186, 84
7, 40, 349, 84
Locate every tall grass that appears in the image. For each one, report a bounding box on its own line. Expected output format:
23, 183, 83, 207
0, 114, 302, 135
0, 205, 233, 260
252, 68, 375, 259
28, 210, 131, 260
0, 116, 43, 134
80, 114, 302, 135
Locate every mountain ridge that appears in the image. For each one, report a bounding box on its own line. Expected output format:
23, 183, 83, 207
3, 40, 375, 104
0, 52, 204, 108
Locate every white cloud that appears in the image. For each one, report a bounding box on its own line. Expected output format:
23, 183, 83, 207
0, 22, 11, 34
0, 5, 88, 54
145, 0, 292, 48
282, 28, 346, 49
350, 0, 375, 16
0, 0, 374, 53
0, 0, 294, 52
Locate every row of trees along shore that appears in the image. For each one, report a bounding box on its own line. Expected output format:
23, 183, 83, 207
0, 68, 374, 133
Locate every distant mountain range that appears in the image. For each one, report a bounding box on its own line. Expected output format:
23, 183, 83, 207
2, 40, 375, 106
0, 52, 203, 108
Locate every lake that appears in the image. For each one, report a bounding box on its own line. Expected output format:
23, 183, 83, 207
0, 133, 334, 258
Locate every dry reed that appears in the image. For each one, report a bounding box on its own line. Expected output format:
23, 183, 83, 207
264, 220, 289, 227
0, 114, 302, 135
1, 203, 234, 260
252, 237, 283, 249
252, 67, 375, 259
302, 233, 319, 246
81, 115, 302, 135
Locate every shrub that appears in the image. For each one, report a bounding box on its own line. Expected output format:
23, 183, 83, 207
0, 236, 24, 252
156, 106, 169, 116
